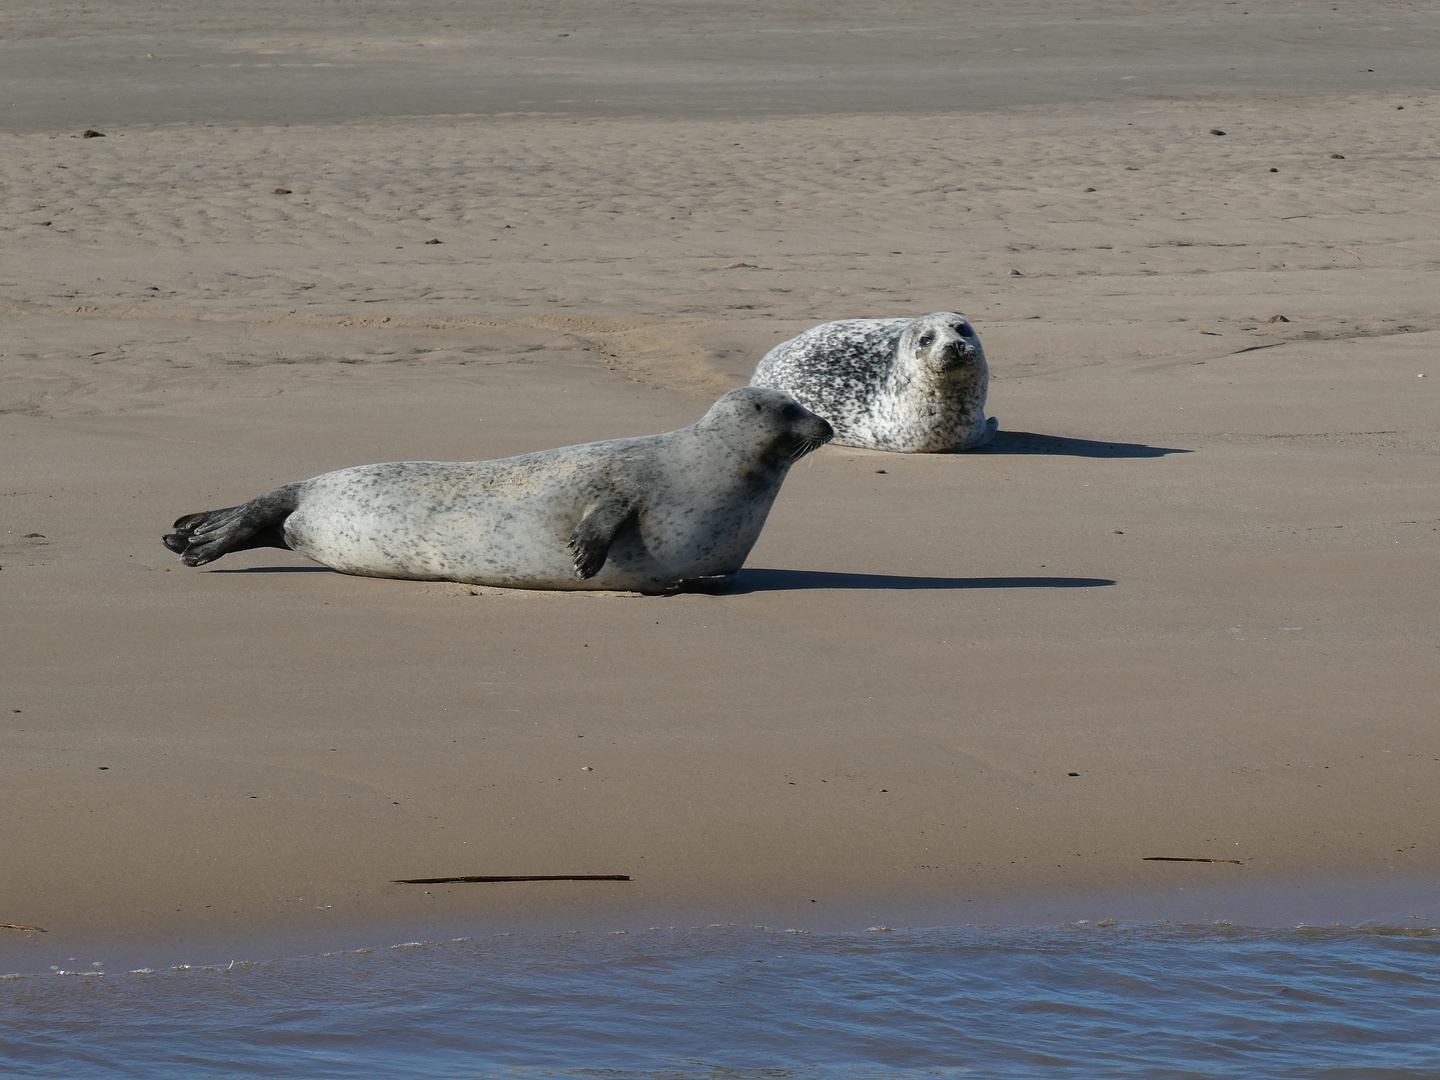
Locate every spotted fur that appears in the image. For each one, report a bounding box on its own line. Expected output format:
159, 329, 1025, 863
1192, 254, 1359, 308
162, 388, 832, 593
750, 312, 996, 452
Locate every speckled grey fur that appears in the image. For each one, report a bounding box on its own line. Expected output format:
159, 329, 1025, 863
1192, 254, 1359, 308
750, 312, 996, 453
162, 388, 832, 593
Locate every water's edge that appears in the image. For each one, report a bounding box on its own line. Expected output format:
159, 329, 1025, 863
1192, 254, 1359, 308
5, 871, 1438, 978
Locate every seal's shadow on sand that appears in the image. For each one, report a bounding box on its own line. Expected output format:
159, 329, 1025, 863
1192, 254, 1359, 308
972, 431, 1190, 457
712, 570, 1116, 593
206, 567, 1116, 591
205, 567, 1111, 593
207, 565, 334, 573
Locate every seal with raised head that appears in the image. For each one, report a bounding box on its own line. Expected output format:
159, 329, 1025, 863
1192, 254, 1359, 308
750, 311, 996, 453
161, 387, 832, 593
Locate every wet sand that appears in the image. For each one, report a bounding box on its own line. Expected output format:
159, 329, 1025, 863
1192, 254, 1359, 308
2, 1, 1438, 963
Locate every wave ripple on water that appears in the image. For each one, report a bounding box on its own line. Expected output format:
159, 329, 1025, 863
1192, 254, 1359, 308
3, 921, 1439, 1079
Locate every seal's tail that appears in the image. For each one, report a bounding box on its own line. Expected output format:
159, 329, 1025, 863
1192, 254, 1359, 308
163, 484, 301, 566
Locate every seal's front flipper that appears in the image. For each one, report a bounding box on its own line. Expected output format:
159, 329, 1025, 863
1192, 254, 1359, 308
163, 484, 300, 567
567, 498, 636, 579
973, 415, 1000, 448
954, 415, 999, 452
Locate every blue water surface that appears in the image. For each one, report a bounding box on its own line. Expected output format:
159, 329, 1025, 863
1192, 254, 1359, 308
4, 920, 1439, 1079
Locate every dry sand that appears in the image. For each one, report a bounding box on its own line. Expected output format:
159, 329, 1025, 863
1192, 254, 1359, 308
2, 1, 1439, 961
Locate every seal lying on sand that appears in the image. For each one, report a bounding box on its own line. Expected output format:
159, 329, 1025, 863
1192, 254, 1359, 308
750, 312, 996, 452
162, 387, 832, 593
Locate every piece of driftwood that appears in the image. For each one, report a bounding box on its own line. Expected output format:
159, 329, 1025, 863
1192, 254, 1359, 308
0, 922, 46, 932
1142, 857, 1243, 865
392, 874, 631, 884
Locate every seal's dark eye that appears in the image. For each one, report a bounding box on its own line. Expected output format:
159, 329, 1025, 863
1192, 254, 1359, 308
956, 323, 973, 337
781, 404, 800, 420
918, 332, 936, 347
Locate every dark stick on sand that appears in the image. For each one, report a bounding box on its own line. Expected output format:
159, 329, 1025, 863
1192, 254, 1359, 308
1142, 857, 1243, 865
392, 874, 632, 884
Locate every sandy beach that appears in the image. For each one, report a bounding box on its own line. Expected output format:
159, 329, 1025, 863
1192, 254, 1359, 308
2, 1, 1438, 963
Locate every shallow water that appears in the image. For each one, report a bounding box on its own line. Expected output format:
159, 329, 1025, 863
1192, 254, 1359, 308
4, 921, 1440, 1079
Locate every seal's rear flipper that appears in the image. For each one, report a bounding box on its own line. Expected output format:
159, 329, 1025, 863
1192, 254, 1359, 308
163, 484, 300, 566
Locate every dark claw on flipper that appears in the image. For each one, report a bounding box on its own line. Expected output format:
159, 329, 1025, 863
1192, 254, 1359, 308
567, 534, 610, 580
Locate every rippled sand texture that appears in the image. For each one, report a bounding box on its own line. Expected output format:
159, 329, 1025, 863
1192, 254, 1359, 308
2, 1, 1438, 959
5, 97, 1438, 408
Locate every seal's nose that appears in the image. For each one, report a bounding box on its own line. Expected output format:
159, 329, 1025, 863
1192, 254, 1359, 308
815, 415, 835, 443
932, 339, 979, 372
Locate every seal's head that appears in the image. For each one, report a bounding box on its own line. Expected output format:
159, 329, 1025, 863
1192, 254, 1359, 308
899, 311, 986, 378
699, 386, 834, 465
